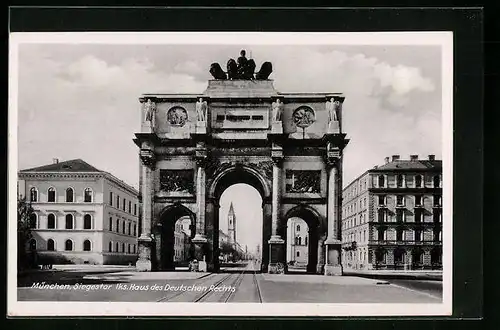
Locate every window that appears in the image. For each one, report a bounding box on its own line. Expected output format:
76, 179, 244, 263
47, 214, 56, 229
433, 210, 442, 223
415, 195, 422, 206
414, 230, 422, 242
122, 221, 126, 234
377, 228, 385, 241
378, 195, 386, 206
116, 219, 120, 232
30, 187, 38, 202
48, 187, 56, 202
396, 230, 404, 241
294, 236, 299, 245
109, 217, 113, 231
133, 245, 136, 253
296, 251, 300, 257
29, 239, 36, 251
84, 214, 92, 229
415, 209, 422, 223
128, 244, 131, 253
116, 195, 120, 209
128, 222, 131, 235
84, 188, 92, 202
29, 213, 37, 229
296, 225, 300, 232
397, 174, 404, 188
133, 224, 137, 236
128, 201, 132, 213
298, 237, 302, 245
83, 240, 92, 251
65, 214, 74, 229
434, 195, 441, 207
115, 242, 119, 252
123, 198, 126, 211
109, 241, 113, 252
433, 175, 441, 188
66, 188, 74, 202
65, 239, 73, 251
122, 243, 125, 252
110, 192, 113, 206
378, 175, 385, 188
396, 209, 405, 222
47, 239, 55, 251
134, 204, 137, 216
396, 195, 405, 206
305, 236, 308, 246
415, 175, 423, 188
378, 210, 386, 223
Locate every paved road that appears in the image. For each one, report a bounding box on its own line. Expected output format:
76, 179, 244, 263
385, 279, 442, 298
17, 261, 442, 303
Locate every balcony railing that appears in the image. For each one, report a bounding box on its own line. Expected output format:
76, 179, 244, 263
369, 239, 442, 246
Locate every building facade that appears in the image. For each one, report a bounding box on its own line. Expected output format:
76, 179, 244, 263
18, 159, 140, 265
341, 154, 443, 270
286, 218, 309, 265
174, 217, 191, 263
134, 52, 349, 275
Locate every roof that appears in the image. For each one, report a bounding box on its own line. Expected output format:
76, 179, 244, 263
371, 160, 442, 171
19, 159, 139, 195
20, 159, 102, 172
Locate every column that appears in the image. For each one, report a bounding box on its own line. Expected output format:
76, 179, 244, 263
316, 233, 326, 274
192, 154, 208, 271
324, 157, 343, 276
136, 148, 155, 272
267, 151, 285, 274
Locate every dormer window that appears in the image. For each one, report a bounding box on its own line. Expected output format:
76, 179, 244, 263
415, 175, 423, 188
433, 175, 441, 188
397, 174, 404, 188
378, 175, 385, 188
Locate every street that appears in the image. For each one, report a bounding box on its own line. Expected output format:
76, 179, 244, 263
17, 261, 442, 303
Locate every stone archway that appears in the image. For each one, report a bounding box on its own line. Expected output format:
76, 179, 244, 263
207, 163, 272, 273
283, 205, 323, 274
155, 203, 196, 271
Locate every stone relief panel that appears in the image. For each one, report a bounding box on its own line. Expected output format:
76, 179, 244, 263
285, 170, 321, 193
159, 169, 195, 194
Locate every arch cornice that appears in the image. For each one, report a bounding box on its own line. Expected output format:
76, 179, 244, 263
208, 163, 271, 199
284, 203, 324, 228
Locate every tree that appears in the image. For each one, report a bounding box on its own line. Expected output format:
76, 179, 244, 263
18, 196, 35, 270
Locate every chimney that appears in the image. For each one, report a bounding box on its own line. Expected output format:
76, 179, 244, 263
384, 157, 390, 163
428, 155, 436, 161
392, 155, 400, 162
410, 155, 419, 161
53, 158, 59, 164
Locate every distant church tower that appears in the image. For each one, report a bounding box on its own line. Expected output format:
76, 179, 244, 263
227, 202, 236, 246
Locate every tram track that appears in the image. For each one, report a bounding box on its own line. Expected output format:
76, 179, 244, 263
157, 263, 264, 303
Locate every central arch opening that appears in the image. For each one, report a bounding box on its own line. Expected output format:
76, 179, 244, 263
218, 184, 262, 272
210, 165, 270, 273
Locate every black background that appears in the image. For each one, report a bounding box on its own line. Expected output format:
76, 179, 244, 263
5, 5, 488, 330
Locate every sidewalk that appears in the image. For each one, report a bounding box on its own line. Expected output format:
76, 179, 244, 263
343, 269, 442, 281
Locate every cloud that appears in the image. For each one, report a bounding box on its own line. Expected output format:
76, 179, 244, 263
173, 60, 203, 76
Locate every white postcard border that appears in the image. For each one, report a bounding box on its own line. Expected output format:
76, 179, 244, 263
8, 31, 453, 317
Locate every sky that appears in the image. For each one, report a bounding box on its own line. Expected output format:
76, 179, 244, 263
15, 39, 443, 252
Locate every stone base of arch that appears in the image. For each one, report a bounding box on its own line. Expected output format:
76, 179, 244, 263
136, 236, 153, 272
268, 236, 285, 274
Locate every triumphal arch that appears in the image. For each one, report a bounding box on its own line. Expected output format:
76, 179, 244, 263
134, 52, 349, 275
